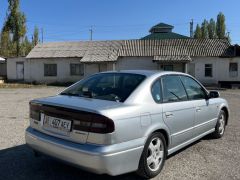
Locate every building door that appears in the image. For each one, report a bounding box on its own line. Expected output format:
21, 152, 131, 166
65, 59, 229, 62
99, 64, 107, 72
16, 62, 24, 80
163, 65, 173, 71
188, 63, 195, 76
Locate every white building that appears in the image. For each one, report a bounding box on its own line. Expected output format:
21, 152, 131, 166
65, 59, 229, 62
6, 39, 240, 87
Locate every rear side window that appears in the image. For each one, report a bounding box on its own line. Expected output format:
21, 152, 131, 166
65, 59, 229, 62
180, 76, 206, 100
162, 75, 187, 103
151, 80, 162, 103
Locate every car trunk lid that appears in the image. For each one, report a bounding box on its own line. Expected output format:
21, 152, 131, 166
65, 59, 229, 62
30, 95, 119, 144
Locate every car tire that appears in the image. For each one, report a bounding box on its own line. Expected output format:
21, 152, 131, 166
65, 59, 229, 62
137, 132, 167, 179
211, 110, 226, 139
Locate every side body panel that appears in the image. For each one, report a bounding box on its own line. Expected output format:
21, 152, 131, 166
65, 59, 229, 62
193, 99, 218, 137
162, 101, 195, 149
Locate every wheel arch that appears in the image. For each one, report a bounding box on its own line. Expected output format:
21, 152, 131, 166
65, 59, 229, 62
221, 106, 229, 125
151, 129, 170, 148
144, 125, 171, 149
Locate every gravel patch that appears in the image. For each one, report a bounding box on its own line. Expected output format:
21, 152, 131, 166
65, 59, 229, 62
0, 88, 239, 180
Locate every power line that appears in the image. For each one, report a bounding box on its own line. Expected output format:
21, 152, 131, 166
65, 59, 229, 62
23, 20, 240, 43
41, 28, 44, 43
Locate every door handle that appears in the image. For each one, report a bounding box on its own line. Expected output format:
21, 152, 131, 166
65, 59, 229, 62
196, 107, 201, 112
165, 112, 173, 118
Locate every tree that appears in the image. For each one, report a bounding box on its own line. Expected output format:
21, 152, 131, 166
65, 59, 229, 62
32, 26, 39, 46
216, 12, 226, 38
21, 36, 32, 56
2, 0, 27, 56
194, 24, 202, 39
0, 31, 12, 57
201, 19, 209, 39
208, 18, 217, 39
193, 12, 229, 40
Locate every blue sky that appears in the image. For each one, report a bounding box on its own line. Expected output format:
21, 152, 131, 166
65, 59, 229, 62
0, 0, 239, 43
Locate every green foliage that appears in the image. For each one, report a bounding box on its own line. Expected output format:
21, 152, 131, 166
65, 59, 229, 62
32, 26, 39, 46
0, 31, 12, 57
21, 36, 32, 56
216, 12, 226, 39
3, 0, 26, 56
194, 24, 202, 39
201, 19, 209, 39
194, 12, 228, 40
0, 0, 37, 58
208, 18, 216, 39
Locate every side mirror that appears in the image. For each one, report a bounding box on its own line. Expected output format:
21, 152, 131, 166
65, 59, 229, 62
208, 91, 220, 99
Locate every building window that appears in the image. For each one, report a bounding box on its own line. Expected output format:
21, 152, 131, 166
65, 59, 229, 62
70, 64, 84, 76
44, 64, 57, 76
229, 63, 238, 77
205, 64, 212, 77
163, 65, 173, 71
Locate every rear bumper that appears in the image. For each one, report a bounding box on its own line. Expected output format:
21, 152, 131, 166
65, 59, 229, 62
25, 127, 144, 176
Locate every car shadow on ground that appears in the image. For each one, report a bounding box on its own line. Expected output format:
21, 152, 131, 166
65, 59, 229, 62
0, 135, 216, 180
0, 144, 141, 180
166, 134, 216, 160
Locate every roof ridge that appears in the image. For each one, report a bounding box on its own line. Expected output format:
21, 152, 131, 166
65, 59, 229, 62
27, 39, 233, 59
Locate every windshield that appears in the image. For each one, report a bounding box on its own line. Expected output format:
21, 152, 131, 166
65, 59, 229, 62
60, 73, 146, 102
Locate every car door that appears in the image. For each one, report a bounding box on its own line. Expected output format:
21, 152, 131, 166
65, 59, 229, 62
180, 75, 217, 137
161, 75, 195, 148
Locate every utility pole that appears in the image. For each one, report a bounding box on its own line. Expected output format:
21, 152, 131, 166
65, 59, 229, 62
41, 28, 44, 43
190, 19, 194, 38
89, 26, 93, 41
227, 31, 230, 40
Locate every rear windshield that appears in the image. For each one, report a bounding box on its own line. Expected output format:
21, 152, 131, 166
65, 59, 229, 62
60, 73, 146, 102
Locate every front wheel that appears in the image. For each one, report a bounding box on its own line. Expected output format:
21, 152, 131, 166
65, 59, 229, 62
211, 110, 226, 138
137, 132, 167, 179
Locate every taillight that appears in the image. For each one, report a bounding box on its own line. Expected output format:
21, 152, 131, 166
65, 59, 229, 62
30, 103, 40, 121
73, 114, 115, 134
90, 114, 115, 134
29, 102, 115, 134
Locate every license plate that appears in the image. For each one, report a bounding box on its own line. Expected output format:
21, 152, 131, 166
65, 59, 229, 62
43, 115, 72, 133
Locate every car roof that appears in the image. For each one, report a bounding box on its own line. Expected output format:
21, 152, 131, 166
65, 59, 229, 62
100, 70, 187, 77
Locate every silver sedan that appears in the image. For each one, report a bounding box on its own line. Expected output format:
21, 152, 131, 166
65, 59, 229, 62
25, 70, 229, 178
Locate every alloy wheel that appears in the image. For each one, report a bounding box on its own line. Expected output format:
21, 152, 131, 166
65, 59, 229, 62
147, 137, 164, 171
219, 114, 225, 135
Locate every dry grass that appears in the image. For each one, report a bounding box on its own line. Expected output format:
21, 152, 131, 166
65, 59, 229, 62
0, 83, 46, 88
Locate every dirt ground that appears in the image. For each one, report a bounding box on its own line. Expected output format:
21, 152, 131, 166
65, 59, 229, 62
0, 87, 239, 180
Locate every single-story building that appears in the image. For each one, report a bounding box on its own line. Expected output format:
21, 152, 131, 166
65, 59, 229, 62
0, 57, 6, 81
6, 39, 240, 86
6, 22, 240, 86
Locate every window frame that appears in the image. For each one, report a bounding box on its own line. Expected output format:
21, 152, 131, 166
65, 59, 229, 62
229, 62, 238, 77
44, 64, 57, 77
151, 74, 209, 104
70, 63, 84, 76
179, 75, 208, 101
160, 74, 189, 103
151, 78, 163, 103
205, 64, 213, 77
